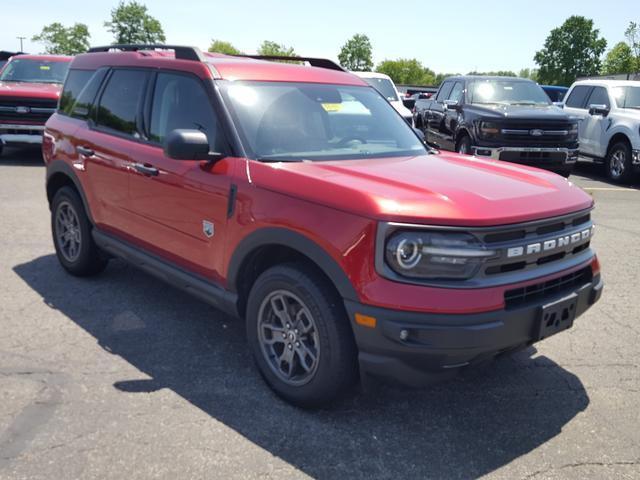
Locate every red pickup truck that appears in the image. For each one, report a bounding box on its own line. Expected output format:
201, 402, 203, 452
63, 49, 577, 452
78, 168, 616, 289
0, 54, 71, 157
43, 45, 602, 407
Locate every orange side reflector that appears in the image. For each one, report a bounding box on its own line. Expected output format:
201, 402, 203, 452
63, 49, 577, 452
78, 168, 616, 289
355, 313, 377, 329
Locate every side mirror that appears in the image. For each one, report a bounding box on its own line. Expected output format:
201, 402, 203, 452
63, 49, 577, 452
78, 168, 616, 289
163, 129, 223, 161
444, 99, 460, 111
413, 127, 425, 142
588, 104, 610, 116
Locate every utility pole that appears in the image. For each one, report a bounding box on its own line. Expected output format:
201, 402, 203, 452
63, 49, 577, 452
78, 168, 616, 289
17, 36, 26, 52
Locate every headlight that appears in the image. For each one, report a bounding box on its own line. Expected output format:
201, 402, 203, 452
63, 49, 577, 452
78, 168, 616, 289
385, 230, 496, 280
479, 121, 500, 139
568, 122, 578, 140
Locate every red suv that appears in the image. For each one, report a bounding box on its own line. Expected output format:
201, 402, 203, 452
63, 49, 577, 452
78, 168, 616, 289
43, 45, 603, 407
0, 54, 72, 156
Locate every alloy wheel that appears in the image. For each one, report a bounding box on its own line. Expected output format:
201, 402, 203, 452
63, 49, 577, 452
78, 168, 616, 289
55, 201, 82, 262
610, 149, 626, 179
257, 290, 320, 386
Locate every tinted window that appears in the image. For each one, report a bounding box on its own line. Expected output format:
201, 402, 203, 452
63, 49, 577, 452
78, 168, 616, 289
96, 70, 148, 136
362, 77, 398, 102
149, 72, 221, 148
0, 58, 69, 84
220, 81, 426, 161
436, 82, 454, 102
586, 86, 610, 108
448, 82, 464, 102
59, 69, 94, 115
71, 69, 108, 120
565, 85, 592, 108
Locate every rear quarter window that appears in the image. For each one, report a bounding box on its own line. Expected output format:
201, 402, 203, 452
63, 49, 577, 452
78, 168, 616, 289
59, 69, 95, 115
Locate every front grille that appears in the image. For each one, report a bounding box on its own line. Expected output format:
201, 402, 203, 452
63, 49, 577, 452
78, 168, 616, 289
495, 121, 576, 146
475, 209, 593, 277
0, 98, 57, 124
499, 150, 568, 164
504, 266, 592, 309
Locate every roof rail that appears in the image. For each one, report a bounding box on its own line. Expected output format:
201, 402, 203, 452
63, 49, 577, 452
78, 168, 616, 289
233, 55, 345, 72
87, 44, 205, 62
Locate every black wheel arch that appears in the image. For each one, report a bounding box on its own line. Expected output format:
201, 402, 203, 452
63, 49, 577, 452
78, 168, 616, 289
46, 160, 94, 224
227, 228, 359, 316
607, 133, 632, 155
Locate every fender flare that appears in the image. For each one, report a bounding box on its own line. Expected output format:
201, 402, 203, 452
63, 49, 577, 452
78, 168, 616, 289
227, 227, 359, 301
46, 160, 95, 224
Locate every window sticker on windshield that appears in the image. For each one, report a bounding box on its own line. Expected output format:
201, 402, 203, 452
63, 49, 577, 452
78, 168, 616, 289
321, 103, 342, 112
40, 65, 51, 71
503, 86, 513, 90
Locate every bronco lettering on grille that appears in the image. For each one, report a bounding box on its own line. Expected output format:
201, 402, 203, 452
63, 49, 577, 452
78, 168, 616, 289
506, 227, 593, 258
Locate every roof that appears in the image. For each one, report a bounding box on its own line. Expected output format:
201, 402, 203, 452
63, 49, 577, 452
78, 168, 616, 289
445, 75, 534, 82
353, 71, 392, 80
572, 79, 640, 87
541, 85, 569, 91
8, 54, 73, 62
71, 49, 367, 86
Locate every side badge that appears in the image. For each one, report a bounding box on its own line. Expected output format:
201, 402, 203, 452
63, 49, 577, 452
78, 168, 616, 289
203, 220, 214, 238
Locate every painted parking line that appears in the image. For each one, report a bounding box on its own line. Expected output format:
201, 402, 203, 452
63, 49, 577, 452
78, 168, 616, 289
581, 187, 638, 192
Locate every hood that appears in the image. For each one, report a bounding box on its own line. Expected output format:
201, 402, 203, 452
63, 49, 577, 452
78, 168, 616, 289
249, 153, 593, 226
0, 81, 62, 100
466, 103, 572, 122
391, 100, 412, 117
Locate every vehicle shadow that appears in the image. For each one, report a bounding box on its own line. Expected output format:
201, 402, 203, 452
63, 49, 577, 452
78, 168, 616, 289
0, 146, 43, 167
573, 161, 639, 189
14, 255, 590, 479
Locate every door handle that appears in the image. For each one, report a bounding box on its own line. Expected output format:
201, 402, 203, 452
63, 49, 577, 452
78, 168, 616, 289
77, 146, 94, 157
133, 163, 159, 177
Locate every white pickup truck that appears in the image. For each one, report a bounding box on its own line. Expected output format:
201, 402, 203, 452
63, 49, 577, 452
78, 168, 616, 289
563, 79, 640, 182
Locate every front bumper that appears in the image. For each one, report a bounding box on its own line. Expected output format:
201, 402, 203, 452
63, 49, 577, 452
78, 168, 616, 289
0, 123, 44, 146
346, 273, 602, 386
472, 146, 578, 169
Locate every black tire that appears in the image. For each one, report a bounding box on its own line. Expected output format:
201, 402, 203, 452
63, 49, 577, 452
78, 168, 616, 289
51, 186, 108, 276
606, 141, 634, 183
456, 135, 472, 155
246, 264, 358, 408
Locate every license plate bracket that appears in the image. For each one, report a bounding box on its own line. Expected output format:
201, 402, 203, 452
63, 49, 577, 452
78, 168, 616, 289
536, 293, 578, 341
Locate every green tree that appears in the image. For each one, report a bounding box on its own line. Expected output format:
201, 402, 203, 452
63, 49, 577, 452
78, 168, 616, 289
257, 40, 296, 57
338, 34, 373, 71
602, 42, 637, 74
208, 39, 242, 55
104, 1, 166, 44
434, 72, 459, 85
32, 22, 90, 55
534, 16, 607, 85
376, 59, 436, 85
518, 68, 539, 82
625, 21, 640, 69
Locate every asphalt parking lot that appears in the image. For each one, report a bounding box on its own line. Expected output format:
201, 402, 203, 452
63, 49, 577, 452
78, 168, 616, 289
0, 147, 638, 480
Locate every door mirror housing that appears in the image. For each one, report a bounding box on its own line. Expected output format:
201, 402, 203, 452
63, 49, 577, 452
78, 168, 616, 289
444, 99, 460, 111
588, 104, 610, 116
163, 129, 224, 161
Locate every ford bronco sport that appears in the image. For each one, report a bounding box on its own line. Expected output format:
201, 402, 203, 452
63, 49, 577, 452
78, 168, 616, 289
44, 45, 603, 407
0, 54, 71, 157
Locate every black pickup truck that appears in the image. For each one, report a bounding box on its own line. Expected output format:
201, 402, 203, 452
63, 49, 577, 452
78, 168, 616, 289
413, 76, 579, 176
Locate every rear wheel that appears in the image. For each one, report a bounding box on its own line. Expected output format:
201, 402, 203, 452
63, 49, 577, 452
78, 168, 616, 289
606, 141, 634, 183
246, 264, 358, 408
456, 135, 472, 155
51, 186, 108, 276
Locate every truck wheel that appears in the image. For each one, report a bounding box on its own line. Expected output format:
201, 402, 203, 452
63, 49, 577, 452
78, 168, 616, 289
606, 141, 634, 183
246, 264, 358, 408
456, 135, 472, 155
51, 186, 108, 276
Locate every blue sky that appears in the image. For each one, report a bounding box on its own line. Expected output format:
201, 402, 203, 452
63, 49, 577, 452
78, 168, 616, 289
1, 0, 635, 73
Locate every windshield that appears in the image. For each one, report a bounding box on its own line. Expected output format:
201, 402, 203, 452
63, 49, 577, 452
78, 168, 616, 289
362, 77, 399, 102
219, 82, 426, 162
0, 58, 69, 84
611, 86, 640, 109
469, 79, 551, 106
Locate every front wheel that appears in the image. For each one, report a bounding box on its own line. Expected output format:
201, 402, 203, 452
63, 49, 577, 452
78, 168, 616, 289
606, 142, 634, 183
246, 264, 358, 408
456, 135, 472, 155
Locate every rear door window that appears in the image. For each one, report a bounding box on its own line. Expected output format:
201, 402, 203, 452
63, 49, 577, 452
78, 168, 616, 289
95, 69, 149, 137
565, 85, 592, 109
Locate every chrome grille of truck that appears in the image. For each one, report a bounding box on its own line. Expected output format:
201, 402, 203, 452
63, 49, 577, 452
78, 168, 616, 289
0, 98, 57, 123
